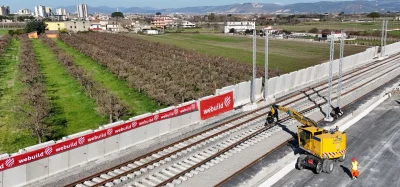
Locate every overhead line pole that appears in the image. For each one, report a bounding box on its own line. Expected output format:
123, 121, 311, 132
381, 20, 385, 58
324, 31, 335, 122
264, 29, 269, 101
251, 29, 256, 103
383, 20, 388, 57
337, 30, 345, 108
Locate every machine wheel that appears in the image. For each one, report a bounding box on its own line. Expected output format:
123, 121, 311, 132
314, 161, 323, 174
296, 156, 304, 170
339, 153, 346, 162
323, 160, 334, 174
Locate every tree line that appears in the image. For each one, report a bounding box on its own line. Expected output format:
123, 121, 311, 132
59, 33, 270, 106
17, 36, 52, 143
40, 36, 129, 122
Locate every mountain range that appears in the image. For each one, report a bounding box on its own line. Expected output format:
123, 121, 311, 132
57, 1, 400, 14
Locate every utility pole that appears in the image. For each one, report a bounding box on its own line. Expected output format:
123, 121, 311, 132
381, 20, 384, 56
251, 29, 256, 103
264, 29, 269, 101
383, 20, 388, 56
337, 30, 345, 108
324, 31, 335, 122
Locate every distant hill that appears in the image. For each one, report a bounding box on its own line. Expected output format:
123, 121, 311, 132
56, 1, 400, 14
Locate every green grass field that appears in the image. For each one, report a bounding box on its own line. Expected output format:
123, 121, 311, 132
32, 39, 108, 135
0, 39, 37, 153
0, 30, 8, 35
55, 39, 162, 116
261, 21, 400, 32
131, 34, 367, 73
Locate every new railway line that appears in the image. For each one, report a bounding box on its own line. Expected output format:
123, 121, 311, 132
65, 53, 400, 187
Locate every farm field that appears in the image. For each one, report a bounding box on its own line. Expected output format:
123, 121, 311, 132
0, 31, 372, 153
261, 21, 400, 32
131, 34, 368, 73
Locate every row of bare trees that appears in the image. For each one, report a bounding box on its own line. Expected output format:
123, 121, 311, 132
60, 33, 273, 106
17, 36, 51, 143
40, 36, 128, 122
0, 35, 11, 54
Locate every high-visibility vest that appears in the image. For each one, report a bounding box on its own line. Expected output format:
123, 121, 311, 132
352, 161, 358, 170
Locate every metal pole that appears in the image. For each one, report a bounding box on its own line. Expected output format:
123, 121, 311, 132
264, 30, 269, 101
381, 20, 385, 57
383, 20, 388, 56
337, 30, 345, 108
251, 30, 256, 103
324, 31, 335, 122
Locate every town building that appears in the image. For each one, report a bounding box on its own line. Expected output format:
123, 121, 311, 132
151, 16, 174, 28
77, 4, 88, 19
18, 9, 32, 15
56, 8, 67, 16
224, 21, 255, 33
46, 21, 65, 31
319, 31, 347, 41
0, 6, 10, 16
45, 21, 91, 32
45, 7, 52, 16
35, 5, 47, 18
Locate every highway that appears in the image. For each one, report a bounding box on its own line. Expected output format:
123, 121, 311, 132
273, 94, 400, 187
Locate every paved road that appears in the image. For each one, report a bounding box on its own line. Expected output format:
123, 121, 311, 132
273, 94, 400, 187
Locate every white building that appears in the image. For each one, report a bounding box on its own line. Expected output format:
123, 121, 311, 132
77, 4, 88, 19
56, 8, 67, 16
319, 31, 348, 41
35, 5, 47, 18
224, 21, 255, 33
18, 8, 32, 15
180, 20, 196, 28
0, 6, 10, 16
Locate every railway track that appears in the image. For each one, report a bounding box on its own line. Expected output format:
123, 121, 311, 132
66, 54, 400, 187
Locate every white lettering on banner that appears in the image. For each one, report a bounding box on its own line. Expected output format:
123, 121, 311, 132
161, 111, 175, 119
55, 141, 78, 152
180, 104, 196, 114
0, 163, 3, 169
114, 124, 132, 133
88, 133, 107, 142
17, 152, 44, 164
203, 102, 224, 114
139, 118, 154, 126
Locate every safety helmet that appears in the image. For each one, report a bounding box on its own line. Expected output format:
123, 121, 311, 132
352, 157, 356, 161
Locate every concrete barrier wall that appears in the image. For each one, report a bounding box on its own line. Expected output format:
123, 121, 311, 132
384, 42, 400, 56
264, 46, 380, 99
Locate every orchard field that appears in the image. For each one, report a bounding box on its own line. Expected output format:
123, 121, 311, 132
0, 32, 369, 153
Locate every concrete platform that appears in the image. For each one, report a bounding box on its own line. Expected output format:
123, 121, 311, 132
272, 94, 400, 187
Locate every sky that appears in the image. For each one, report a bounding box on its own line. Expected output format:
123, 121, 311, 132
5, 0, 350, 11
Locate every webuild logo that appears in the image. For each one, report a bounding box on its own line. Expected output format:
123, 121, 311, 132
45, 146, 53, 155
180, 103, 197, 114
17, 152, 45, 164
114, 124, 133, 134
200, 92, 233, 120
107, 128, 113, 136
6, 158, 14, 167
55, 141, 79, 152
154, 114, 159, 121
203, 96, 231, 115
87, 132, 107, 142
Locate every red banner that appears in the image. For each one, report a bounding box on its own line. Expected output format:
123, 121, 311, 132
199, 92, 234, 120
0, 102, 198, 171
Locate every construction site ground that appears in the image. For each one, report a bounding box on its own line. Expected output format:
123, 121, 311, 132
273, 93, 400, 187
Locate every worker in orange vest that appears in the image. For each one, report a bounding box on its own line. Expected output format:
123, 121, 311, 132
351, 157, 359, 179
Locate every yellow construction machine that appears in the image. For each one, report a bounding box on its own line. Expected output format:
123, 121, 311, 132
266, 104, 347, 174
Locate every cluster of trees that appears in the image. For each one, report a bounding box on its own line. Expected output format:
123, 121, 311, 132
40, 36, 128, 122
17, 36, 52, 143
60, 33, 267, 106
25, 21, 46, 35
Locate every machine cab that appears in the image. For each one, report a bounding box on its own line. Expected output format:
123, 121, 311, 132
297, 127, 325, 153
